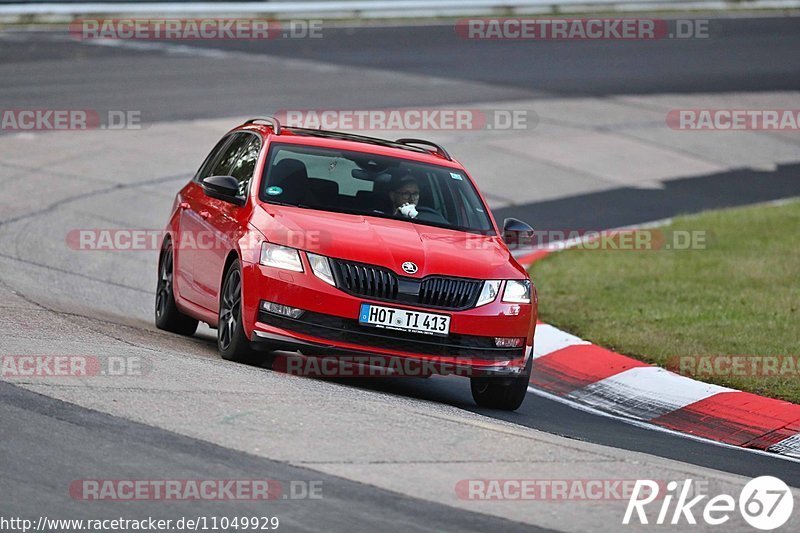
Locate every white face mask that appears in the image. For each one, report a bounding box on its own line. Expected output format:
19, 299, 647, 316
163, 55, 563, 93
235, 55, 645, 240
398, 203, 418, 219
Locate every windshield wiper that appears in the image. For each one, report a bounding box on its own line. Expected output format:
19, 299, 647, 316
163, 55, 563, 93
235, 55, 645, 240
266, 200, 314, 210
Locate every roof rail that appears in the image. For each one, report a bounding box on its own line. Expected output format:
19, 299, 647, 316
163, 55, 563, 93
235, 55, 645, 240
287, 128, 424, 155
395, 138, 451, 161
244, 116, 281, 134
283, 127, 454, 161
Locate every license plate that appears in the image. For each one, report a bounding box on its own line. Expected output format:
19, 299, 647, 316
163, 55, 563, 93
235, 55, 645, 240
358, 303, 450, 337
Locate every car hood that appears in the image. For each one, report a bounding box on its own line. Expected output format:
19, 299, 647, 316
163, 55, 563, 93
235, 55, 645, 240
252, 205, 526, 279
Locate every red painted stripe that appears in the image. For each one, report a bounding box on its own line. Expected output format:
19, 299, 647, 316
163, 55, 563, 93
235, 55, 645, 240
531, 344, 649, 395
651, 392, 800, 447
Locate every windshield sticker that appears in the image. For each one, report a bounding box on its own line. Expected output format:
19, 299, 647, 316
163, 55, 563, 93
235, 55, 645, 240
266, 186, 283, 196
450, 172, 463, 180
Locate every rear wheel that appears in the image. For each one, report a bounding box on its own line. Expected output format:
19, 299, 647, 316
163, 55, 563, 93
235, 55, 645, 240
470, 354, 532, 411
218, 259, 260, 364
155, 242, 198, 336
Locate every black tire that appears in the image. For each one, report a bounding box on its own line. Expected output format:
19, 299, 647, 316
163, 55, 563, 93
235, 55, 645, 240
470, 354, 532, 411
155, 241, 199, 336
218, 259, 260, 364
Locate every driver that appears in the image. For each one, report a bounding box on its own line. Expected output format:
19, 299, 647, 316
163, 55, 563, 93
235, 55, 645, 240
388, 174, 420, 219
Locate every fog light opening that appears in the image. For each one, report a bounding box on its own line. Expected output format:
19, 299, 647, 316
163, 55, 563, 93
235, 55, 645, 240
494, 337, 524, 348
260, 300, 304, 319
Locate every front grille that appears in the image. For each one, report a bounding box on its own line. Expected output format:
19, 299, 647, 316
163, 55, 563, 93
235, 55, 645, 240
329, 258, 483, 311
419, 277, 482, 309
330, 260, 398, 301
258, 310, 523, 361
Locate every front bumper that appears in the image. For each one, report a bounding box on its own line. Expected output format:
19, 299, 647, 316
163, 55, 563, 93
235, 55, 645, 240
242, 261, 536, 376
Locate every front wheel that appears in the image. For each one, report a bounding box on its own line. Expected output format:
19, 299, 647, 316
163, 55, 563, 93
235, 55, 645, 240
218, 259, 260, 364
470, 354, 532, 411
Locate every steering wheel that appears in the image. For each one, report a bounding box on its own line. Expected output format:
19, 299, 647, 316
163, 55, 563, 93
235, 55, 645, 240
414, 206, 448, 224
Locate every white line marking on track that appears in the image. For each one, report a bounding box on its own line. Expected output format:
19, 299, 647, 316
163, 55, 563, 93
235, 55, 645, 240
568, 366, 734, 421
769, 433, 800, 459
532, 323, 590, 359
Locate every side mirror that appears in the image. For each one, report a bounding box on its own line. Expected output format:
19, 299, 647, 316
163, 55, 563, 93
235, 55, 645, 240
503, 218, 534, 249
201, 176, 244, 206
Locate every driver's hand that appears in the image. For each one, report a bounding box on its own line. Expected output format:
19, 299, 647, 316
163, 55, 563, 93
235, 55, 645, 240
398, 203, 418, 219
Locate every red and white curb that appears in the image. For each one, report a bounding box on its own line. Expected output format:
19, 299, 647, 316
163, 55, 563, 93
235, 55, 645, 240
519, 250, 800, 460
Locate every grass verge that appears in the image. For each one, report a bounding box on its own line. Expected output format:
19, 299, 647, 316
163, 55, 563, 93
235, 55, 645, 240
530, 199, 800, 403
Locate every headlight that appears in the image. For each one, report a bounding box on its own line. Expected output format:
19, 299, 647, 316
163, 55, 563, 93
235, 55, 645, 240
307, 252, 335, 286
503, 280, 531, 303
260, 242, 303, 272
475, 280, 501, 307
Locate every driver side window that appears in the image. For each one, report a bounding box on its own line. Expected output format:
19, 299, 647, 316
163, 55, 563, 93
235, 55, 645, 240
195, 136, 232, 182
197, 133, 261, 197
208, 133, 250, 178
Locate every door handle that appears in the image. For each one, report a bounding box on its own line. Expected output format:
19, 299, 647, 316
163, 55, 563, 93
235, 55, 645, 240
179, 202, 190, 210
199, 211, 211, 220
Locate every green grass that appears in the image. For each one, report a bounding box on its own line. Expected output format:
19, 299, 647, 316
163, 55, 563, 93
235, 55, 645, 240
530, 199, 800, 403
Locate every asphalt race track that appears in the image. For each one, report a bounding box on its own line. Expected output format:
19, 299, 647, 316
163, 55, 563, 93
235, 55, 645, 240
3, 18, 800, 121
1, 16, 800, 531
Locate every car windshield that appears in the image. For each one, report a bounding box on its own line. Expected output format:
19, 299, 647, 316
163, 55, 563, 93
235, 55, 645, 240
259, 143, 495, 234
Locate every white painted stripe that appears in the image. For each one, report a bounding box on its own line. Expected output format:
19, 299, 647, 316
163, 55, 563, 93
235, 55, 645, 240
568, 366, 734, 421
768, 433, 800, 459
527, 385, 800, 463
532, 323, 589, 359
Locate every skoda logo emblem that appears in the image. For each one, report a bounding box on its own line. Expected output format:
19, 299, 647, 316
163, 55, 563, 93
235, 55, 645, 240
401, 261, 418, 275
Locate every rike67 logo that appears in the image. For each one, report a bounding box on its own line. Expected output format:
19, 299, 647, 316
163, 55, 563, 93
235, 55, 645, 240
624, 476, 794, 530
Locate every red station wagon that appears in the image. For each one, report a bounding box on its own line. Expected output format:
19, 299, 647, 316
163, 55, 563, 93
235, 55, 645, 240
156, 117, 537, 410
